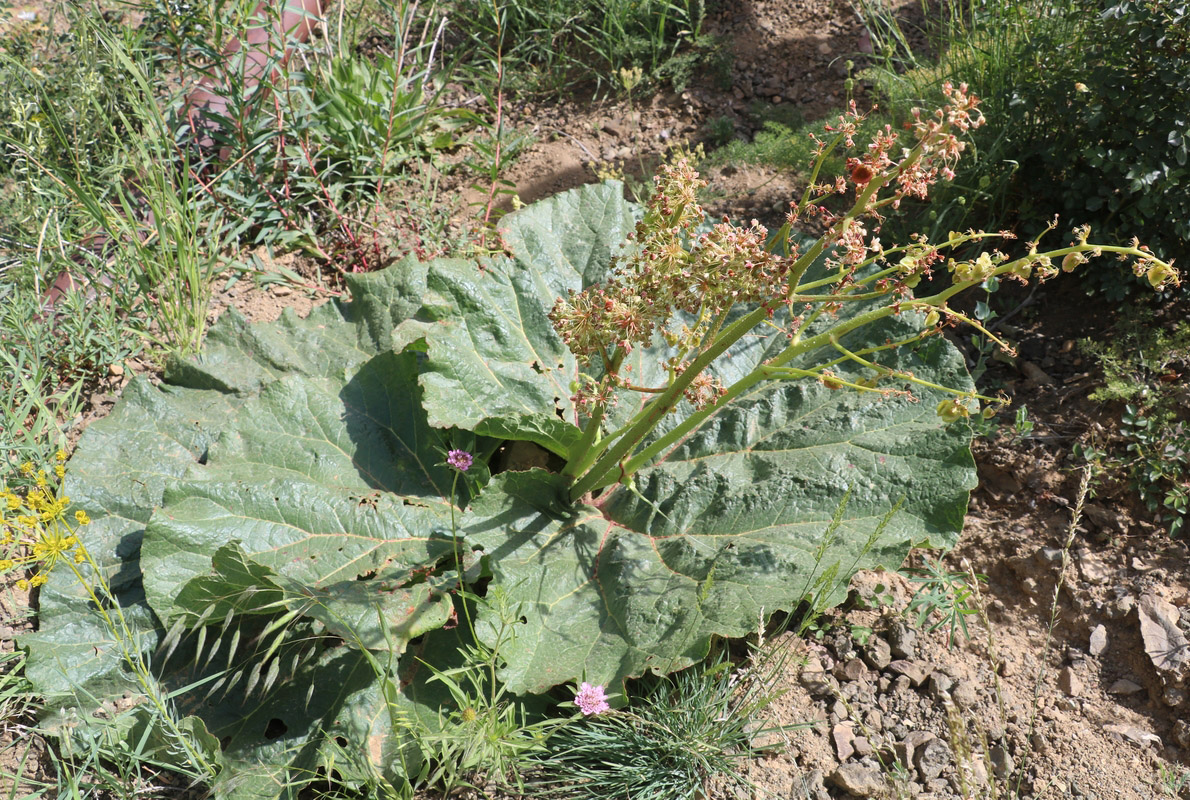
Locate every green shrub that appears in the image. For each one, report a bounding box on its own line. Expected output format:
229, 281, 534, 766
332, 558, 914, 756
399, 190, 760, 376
441, 0, 713, 95
861, 0, 1190, 300
1017, 1, 1190, 299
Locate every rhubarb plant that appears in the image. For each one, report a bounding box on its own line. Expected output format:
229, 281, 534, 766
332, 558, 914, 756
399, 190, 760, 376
18, 84, 1178, 797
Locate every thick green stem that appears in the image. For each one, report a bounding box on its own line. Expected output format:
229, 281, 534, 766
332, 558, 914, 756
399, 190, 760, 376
568, 304, 771, 500
609, 302, 902, 489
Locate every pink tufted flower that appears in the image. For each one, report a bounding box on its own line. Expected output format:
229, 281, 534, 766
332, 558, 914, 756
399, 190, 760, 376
574, 682, 610, 716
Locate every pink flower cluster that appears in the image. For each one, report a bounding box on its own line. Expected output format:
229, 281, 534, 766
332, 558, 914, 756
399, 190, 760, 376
574, 682, 610, 716
446, 449, 473, 472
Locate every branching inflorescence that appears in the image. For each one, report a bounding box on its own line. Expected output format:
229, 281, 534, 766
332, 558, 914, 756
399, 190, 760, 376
550, 83, 1179, 503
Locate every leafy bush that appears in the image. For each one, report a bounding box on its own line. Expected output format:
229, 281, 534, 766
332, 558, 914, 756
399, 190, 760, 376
861, 0, 1190, 300
1080, 313, 1190, 536
441, 0, 713, 95
0, 12, 146, 236
140, 0, 457, 260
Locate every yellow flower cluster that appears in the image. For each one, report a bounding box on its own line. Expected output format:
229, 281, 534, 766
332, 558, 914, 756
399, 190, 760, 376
2, 451, 90, 591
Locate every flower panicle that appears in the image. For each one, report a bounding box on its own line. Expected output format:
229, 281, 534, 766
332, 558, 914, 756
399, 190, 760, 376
2, 463, 91, 592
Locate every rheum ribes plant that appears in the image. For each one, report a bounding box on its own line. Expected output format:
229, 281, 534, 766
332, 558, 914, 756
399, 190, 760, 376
552, 81, 1177, 501
21, 83, 1177, 799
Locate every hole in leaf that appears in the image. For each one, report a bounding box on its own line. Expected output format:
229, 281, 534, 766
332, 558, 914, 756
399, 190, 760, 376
334, 736, 348, 748
264, 718, 288, 740
530, 360, 543, 374
219, 736, 231, 751
357, 570, 377, 581
197, 449, 208, 465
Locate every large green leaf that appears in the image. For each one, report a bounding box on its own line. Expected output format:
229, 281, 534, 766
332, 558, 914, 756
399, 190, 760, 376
392, 182, 636, 456
23, 182, 976, 797
21, 267, 464, 797
459, 320, 974, 695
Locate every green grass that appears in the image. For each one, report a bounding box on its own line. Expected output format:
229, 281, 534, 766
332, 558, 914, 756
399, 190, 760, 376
528, 647, 791, 800
433, 0, 717, 97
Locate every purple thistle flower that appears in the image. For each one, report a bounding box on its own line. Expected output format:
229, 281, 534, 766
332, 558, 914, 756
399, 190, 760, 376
446, 449, 473, 473
574, 682, 610, 716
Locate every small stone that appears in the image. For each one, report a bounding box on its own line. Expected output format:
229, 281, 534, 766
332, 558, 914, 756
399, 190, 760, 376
927, 671, 954, 699
1172, 720, 1190, 748
952, 679, 979, 709
108, 362, 125, 378
1162, 684, 1187, 707
888, 620, 917, 659
1104, 723, 1162, 748
1088, 624, 1108, 656
990, 744, 1014, 781
965, 754, 989, 787
895, 730, 935, 768
892, 675, 912, 694
862, 636, 892, 670
272, 285, 292, 297
833, 722, 857, 761
1078, 553, 1113, 586
1139, 593, 1190, 673
799, 655, 839, 697
1059, 666, 1083, 697
1106, 594, 1135, 619
1108, 678, 1144, 695
828, 763, 885, 796
1030, 733, 1049, 755
853, 736, 873, 757
843, 657, 869, 682
600, 119, 626, 138
1036, 546, 1063, 563
915, 738, 951, 780
886, 659, 929, 687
